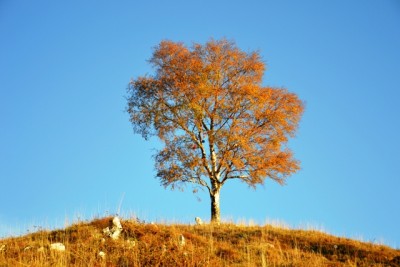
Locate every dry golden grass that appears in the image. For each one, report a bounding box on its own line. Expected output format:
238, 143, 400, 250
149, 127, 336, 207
0, 217, 399, 266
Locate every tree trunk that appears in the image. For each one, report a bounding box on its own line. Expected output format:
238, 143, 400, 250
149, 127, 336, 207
210, 187, 221, 224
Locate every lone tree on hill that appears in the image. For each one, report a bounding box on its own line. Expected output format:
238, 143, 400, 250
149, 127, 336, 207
127, 39, 304, 223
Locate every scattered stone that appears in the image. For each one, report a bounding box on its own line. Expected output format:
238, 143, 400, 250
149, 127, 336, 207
179, 234, 185, 247
50, 242, 65, 252
103, 227, 111, 236
98, 251, 106, 259
0, 244, 6, 252
195, 217, 203, 225
110, 217, 123, 240
112, 216, 122, 229
24, 246, 33, 251
103, 216, 123, 240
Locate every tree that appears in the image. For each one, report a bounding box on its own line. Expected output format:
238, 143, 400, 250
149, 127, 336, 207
127, 39, 304, 223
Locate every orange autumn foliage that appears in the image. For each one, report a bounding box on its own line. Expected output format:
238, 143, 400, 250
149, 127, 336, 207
127, 39, 304, 223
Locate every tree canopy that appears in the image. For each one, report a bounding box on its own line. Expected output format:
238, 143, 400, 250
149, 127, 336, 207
127, 39, 304, 223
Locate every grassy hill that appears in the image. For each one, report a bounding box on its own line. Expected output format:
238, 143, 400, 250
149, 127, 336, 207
0, 217, 399, 266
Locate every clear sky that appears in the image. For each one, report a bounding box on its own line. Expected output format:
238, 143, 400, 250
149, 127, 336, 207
1, 0, 399, 248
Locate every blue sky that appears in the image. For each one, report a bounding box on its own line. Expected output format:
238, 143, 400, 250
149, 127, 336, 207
1, 1, 399, 247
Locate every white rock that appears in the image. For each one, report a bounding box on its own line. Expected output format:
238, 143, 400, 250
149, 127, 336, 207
50, 242, 65, 252
110, 216, 123, 240
179, 234, 185, 247
112, 216, 122, 229
195, 217, 203, 225
98, 251, 106, 259
37, 246, 45, 253
103, 227, 111, 236
103, 216, 124, 240
111, 229, 121, 240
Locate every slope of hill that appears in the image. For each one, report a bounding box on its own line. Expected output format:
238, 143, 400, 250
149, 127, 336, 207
0, 217, 399, 266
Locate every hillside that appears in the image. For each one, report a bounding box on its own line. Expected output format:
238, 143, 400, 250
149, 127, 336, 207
0, 217, 399, 266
